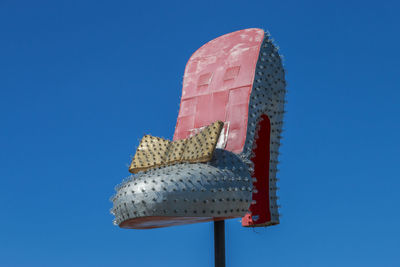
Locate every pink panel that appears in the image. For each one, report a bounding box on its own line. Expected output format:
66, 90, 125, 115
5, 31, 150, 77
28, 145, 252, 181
179, 98, 197, 117
175, 116, 195, 140
198, 72, 213, 86
225, 103, 248, 152
229, 86, 251, 105
223, 66, 241, 81
179, 97, 197, 117
174, 28, 264, 153
194, 94, 213, 127
211, 91, 229, 121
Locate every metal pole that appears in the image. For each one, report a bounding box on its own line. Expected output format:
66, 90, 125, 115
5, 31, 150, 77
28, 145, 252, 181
214, 220, 225, 267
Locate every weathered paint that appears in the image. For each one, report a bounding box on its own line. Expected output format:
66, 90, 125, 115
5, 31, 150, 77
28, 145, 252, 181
174, 29, 264, 153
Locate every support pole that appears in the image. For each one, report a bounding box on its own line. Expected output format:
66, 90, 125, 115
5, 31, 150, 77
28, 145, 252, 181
214, 220, 225, 267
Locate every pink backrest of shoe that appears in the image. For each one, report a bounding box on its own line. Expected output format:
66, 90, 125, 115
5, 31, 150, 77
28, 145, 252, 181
173, 28, 264, 153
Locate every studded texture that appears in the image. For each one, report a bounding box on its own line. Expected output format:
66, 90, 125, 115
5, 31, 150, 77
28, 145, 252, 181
240, 31, 286, 226
129, 121, 224, 174
112, 149, 253, 228
130, 135, 170, 173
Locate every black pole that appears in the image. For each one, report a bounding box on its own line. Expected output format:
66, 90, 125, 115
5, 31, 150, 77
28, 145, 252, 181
214, 220, 225, 267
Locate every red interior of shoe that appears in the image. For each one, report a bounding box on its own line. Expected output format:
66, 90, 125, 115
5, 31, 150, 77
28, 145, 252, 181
242, 114, 271, 226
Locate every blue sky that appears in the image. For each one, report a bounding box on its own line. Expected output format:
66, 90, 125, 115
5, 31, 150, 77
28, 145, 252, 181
1, 0, 399, 266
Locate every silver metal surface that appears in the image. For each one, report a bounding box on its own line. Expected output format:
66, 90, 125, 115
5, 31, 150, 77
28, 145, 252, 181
111, 149, 253, 225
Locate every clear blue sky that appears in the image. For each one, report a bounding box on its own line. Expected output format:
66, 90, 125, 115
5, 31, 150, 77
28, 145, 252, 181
1, 0, 399, 266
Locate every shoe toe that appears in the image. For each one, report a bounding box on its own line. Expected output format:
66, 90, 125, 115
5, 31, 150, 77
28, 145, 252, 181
111, 149, 253, 228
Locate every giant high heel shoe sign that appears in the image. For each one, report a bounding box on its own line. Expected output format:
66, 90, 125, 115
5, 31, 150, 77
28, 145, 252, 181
111, 28, 286, 230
